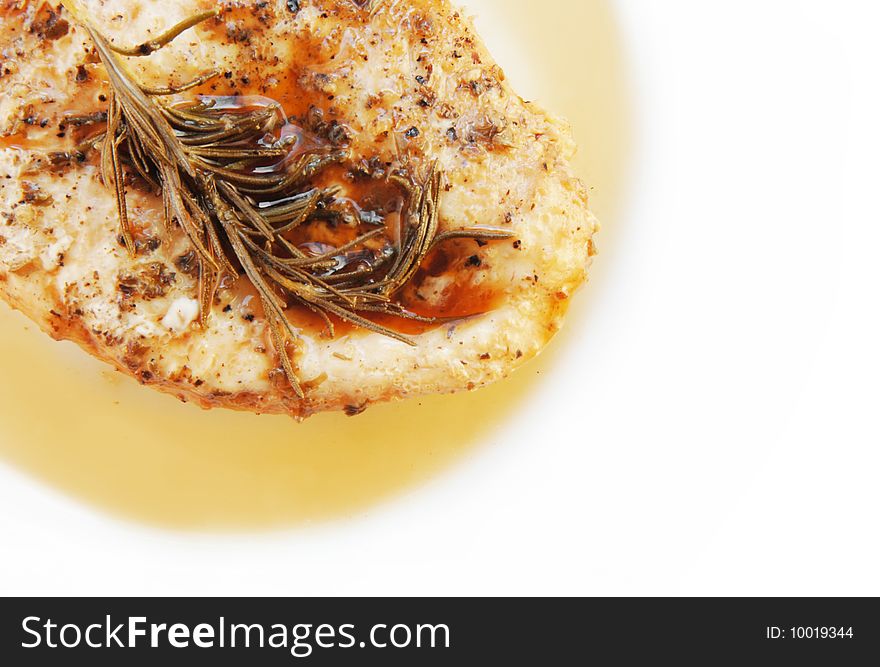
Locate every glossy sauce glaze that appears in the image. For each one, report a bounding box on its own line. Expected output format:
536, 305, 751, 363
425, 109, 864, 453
0, 0, 503, 341
177, 7, 506, 340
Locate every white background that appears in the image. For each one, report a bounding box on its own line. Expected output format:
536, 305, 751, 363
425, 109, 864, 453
1, 0, 878, 595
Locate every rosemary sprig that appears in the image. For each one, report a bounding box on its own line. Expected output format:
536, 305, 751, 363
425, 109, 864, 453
61, 4, 512, 396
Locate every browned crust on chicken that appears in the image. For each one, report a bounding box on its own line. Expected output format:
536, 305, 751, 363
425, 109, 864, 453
0, 0, 597, 418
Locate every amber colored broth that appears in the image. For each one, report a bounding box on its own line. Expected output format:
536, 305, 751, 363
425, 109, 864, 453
0, 0, 629, 530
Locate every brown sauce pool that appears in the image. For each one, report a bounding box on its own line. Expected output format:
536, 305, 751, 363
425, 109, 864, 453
0, 0, 501, 341
183, 88, 498, 339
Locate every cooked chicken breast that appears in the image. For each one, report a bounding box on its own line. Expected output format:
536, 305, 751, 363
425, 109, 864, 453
0, 0, 597, 418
